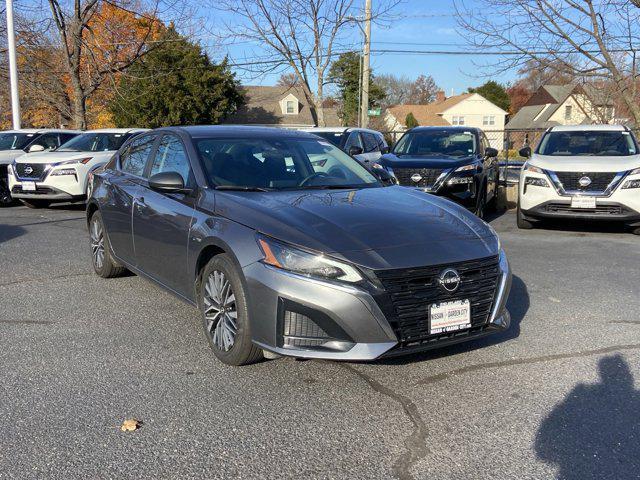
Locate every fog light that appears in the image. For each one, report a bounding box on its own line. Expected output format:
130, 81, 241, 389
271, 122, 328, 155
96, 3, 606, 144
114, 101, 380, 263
622, 179, 640, 189
525, 176, 549, 187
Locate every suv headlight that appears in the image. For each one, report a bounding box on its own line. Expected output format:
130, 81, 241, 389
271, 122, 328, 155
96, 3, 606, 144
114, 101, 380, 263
257, 235, 363, 283
522, 162, 545, 174
448, 163, 479, 185
622, 167, 640, 189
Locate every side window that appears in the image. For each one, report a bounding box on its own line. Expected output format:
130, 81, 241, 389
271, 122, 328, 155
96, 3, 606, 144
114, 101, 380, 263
376, 133, 387, 150
150, 135, 192, 184
32, 133, 60, 150
120, 135, 156, 177
362, 132, 379, 153
344, 132, 363, 151
59, 133, 78, 145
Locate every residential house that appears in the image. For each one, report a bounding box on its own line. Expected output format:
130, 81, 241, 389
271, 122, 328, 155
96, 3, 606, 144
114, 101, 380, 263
506, 84, 615, 131
223, 85, 341, 128
384, 91, 508, 149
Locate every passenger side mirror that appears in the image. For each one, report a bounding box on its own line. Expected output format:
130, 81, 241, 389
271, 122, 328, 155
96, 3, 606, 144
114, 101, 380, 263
28, 144, 45, 153
485, 147, 498, 158
380, 145, 390, 154
370, 166, 395, 185
519, 146, 532, 158
149, 171, 189, 193
349, 146, 363, 156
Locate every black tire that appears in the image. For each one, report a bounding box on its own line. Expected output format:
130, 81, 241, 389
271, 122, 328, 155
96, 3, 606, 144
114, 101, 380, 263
21, 199, 51, 209
517, 204, 534, 229
630, 226, 640, 236
89, 211, 126, 278
198, 254, 263, 366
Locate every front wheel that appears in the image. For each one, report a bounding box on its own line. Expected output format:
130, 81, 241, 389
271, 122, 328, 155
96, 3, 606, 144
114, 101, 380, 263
89, 211, 126, 278
21, 199, 50, 209
199, 254, 263, 366
517, 204, 534, 229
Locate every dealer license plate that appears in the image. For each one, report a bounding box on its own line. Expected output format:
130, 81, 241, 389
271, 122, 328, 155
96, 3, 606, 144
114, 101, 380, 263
429, 299, 471, 335
571, 196, 596, 209
22, 181, 36, 192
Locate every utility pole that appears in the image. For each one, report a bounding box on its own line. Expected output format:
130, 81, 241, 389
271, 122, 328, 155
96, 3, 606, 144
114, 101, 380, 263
5, 0, 21, 129
360, 0, 371, 128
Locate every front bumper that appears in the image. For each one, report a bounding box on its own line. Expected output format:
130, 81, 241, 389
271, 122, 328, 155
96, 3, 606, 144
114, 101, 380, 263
522, 200, 640, 224
243, 251, 512, 361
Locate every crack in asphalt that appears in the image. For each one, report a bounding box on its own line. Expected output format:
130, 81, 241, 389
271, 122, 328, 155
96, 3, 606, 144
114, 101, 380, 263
415, 343, 640, 386
0, 271, 93, 288
341, 364, 428, 480
610, 320, 640, 326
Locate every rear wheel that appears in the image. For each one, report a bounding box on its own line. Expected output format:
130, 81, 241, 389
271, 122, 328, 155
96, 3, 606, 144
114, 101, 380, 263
21, 199, 50, 209
89, 211, 126, 278
199, 254, 263, 366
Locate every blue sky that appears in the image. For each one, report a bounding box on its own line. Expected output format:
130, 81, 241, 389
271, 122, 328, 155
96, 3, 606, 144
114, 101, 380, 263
203, 0, 519, 94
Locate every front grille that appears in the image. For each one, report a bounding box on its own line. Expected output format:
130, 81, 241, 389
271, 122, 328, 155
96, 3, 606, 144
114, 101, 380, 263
15, 163, 47, 179
545, 203, 625, 215
375, 255, 500, 345
393, 168, 444, 189
554, 171, 617, 192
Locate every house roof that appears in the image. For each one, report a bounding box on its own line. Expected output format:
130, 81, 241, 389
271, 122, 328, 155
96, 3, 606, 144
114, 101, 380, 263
387, 93, 474, 127
223, 85, 341, 127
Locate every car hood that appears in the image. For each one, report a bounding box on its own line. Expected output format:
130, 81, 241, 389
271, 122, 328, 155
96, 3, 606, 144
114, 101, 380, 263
0, 150, 26, 165
14, 151, 114, 165
214, 186, 499, 270
529, 153, 640, 172
380, 153, 476, 169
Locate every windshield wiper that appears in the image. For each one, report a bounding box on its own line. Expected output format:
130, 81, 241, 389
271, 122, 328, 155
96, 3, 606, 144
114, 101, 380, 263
298, 184, 362, 190
214, 185, 271, 192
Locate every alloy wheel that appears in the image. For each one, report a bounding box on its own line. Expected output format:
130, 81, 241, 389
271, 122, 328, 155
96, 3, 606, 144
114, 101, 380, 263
203, 270, 238, 352
90, 218, 105, 270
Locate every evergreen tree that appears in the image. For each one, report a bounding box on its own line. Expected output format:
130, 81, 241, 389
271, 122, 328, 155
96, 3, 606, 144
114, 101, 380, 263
405, 112, 419, 129
468, 81, 510, 112
110, 27, 243, 128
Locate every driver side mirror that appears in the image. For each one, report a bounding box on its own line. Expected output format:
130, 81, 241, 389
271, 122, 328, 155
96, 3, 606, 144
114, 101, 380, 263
28, 144, 45, 153
370, 165, 396, 185
149, 171, 190, 193
519, 146, 532, 158
380, 146, 390, 154
348, 146, 363, 156
485, 147, 498, 158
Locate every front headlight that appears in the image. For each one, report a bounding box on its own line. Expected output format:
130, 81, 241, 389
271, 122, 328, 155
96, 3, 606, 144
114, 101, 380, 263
257, 235, 363, 283
455, 163, 479, 173
50, 168, 77, 176
522, 162, 544, 174
56, 157, 93, 167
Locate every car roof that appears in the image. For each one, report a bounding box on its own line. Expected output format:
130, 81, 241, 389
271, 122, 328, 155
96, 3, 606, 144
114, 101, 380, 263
166, 125, 320, 140
301, 127, 383, 135
409, 126, 481, 133
0, 128, 82, 134
549, 124, 626, 132
81, 128, 149, 134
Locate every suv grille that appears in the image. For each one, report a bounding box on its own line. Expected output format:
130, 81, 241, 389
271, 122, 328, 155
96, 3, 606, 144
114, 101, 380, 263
15, 163, 47, 179
545, 203, 625, 215
393, 168, 444, 189
375, 256, 500, 345
554, 171, 617, 192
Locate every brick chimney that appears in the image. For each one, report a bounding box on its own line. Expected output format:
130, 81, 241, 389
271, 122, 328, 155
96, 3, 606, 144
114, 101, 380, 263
436, 90, 446, 102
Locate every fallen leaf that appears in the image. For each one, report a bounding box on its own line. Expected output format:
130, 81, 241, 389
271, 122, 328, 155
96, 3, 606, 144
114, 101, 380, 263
120, 418, 142, 432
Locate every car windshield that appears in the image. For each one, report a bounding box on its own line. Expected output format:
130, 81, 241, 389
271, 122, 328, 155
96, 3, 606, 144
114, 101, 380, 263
58, 132, 131, 152
0, 132, 38, 151
393, 130, 477, 157
310, 131, 346, 148
195, 137, 380, 190
537, 130, 638, 156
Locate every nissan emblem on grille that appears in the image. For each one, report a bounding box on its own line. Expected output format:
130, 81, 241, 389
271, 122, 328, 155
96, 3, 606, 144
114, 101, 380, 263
411, 173, 423, 183
578, 176, 592, 188
437, 268, 461, 293
24, 166, 34, 175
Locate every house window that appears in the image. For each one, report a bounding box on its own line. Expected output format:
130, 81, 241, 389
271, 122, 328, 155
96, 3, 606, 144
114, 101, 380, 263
452, 116, 465, 126
565, 105, 573, 120
483, 116, 495, 126
286, 100, 295, 114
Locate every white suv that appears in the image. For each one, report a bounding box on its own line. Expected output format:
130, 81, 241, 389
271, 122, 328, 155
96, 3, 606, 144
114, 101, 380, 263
9, 128, 147, 208
518, 125, 640, 234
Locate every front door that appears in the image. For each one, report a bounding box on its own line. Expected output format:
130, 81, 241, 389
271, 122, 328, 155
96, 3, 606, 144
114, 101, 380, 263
132, 134, 196, 296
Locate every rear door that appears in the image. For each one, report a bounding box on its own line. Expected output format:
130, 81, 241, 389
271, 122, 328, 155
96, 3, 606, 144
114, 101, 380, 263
132, 133, 196, 296
99, 134, 157, 266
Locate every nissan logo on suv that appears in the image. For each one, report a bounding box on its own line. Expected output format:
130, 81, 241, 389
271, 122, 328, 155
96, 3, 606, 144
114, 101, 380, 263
437, 268, 461, 293
24, 166, 34, 175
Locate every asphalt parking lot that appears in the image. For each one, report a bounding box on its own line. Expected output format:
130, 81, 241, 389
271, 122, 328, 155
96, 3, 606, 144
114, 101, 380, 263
1, 203, 639, 479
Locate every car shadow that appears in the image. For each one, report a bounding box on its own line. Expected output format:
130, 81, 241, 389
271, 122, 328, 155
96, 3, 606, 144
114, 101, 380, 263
369, 274, 529, 366
531, 218, 631, 236
48, 202, 87, 212
0, 224, 27, 244
535, 354, 640, 479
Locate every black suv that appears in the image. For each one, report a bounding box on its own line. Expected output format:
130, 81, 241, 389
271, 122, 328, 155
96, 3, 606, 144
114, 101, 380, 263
380, 127, 500, 217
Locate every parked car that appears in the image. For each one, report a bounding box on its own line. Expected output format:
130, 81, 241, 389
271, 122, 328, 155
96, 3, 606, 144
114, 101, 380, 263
0, 129, 81, 206
518, 125, 640, 234
9, 128, 147, 208
301, 127, 389, 164
380, 126, 500, 218
87, 126, 512, 366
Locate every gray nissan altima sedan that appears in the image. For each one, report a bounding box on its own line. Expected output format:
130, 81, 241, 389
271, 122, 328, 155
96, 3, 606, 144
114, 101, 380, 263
87, 126, 512, 366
